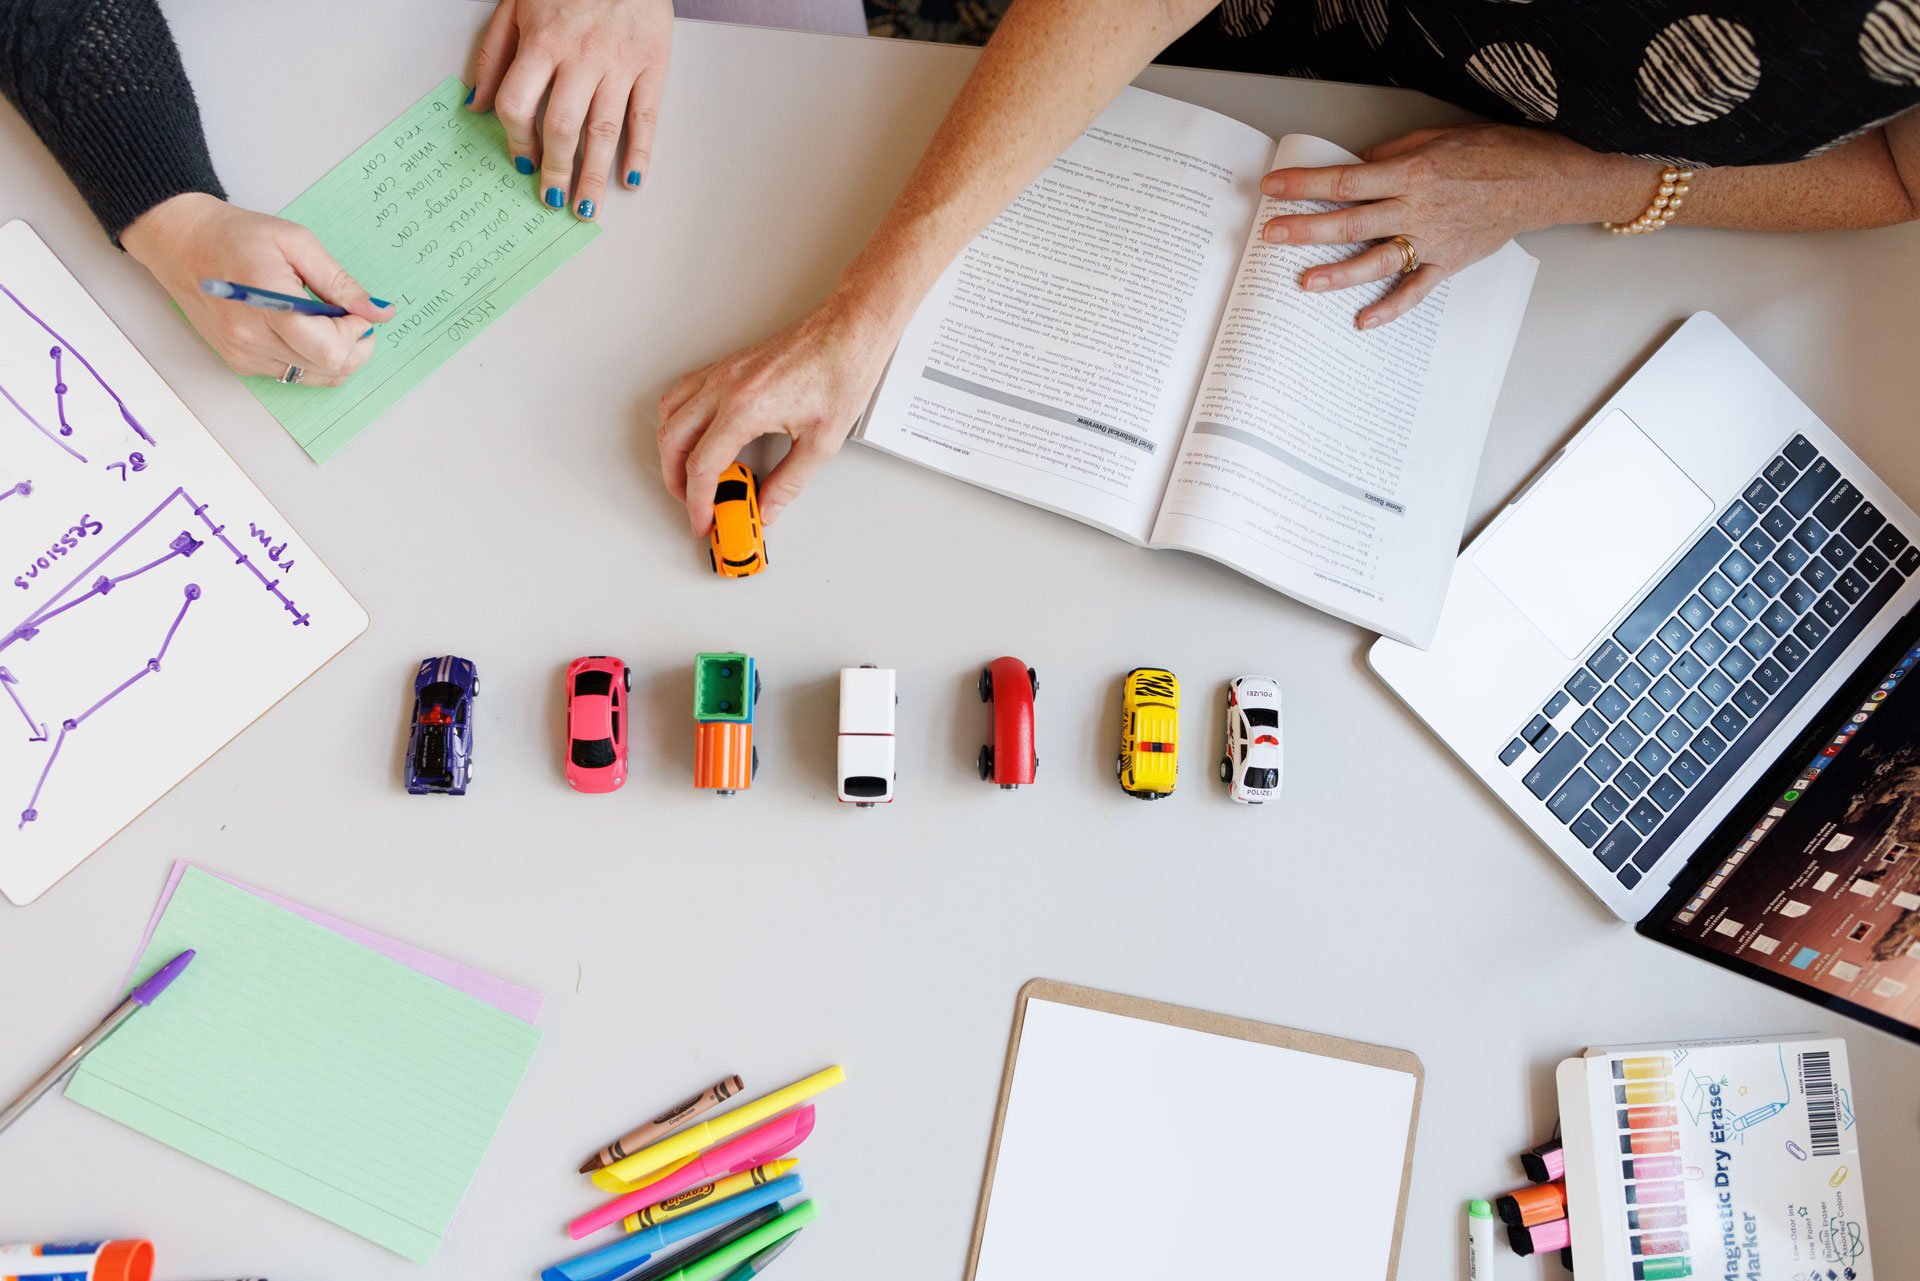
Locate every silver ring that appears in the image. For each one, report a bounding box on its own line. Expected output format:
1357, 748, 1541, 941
279, 364, 305, 385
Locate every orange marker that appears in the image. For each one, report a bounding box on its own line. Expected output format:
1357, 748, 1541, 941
1496, 1180, 1566, 1227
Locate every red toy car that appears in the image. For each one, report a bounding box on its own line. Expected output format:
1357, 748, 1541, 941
566, 656, 630, 792
977, 656, 1037, 789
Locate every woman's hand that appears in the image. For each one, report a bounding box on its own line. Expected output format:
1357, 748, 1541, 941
469, 0, 673, 221
657, 300, 898, 534
121, 193, 393, 386
1258, 123, 1651, 327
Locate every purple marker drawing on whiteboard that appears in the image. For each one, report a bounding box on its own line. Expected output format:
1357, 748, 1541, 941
6, 488, 319, 828
0, 481, 29, 503
0, 281, 154, 447
50, 346, 72, 434
0, 374, 85, 462
19, 584, 200, 827
0, 667, 47, 740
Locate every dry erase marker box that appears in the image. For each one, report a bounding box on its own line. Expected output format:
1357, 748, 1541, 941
1558, 1036, 1874, 1280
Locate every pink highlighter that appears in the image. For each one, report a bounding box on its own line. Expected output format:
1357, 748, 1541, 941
567, 1106, 817, 1239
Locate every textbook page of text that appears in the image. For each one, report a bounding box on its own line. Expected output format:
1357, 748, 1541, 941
1149, 134, 1538, 646
857, 87, 1272, 543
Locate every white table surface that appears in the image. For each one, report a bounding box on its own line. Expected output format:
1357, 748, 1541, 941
3, 5, 1918, 1278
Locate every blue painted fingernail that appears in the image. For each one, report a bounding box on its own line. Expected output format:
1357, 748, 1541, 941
576, 198, 595, 220
360, 327, 375, 339
626, 170, 643, 189
514, 155, 534, 175
544, 187, 564, 209
368, 296, 392, 309
464, 86, 475, 105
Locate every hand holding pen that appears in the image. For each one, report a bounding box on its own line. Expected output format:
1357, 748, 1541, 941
121, 194, 393, 387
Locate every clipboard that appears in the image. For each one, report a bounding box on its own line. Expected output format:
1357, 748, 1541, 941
965, 979, 1425, 1281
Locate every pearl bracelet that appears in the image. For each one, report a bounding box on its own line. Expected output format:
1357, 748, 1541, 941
1605, 166, 1694, 235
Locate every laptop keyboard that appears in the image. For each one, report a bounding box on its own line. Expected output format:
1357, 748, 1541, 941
1500, 434, 1918, 890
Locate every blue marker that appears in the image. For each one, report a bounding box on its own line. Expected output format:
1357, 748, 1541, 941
199, 279, 392, 319
542, 1174, 803, 1281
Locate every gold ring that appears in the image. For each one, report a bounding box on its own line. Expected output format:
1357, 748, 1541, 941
1390, 235, 1419, 275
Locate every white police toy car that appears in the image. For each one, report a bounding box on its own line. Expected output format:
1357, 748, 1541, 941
1220, 676, 1282, 804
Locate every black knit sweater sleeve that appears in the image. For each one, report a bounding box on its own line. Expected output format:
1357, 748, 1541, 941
0, 0, 226, 243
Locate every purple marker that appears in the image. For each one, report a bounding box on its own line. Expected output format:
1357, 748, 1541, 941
0, 949, 194, 1137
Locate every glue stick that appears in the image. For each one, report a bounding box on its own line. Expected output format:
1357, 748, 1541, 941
0, 1241, 154, 1281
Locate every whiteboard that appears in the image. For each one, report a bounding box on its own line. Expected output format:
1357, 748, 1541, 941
972, 989, 1421, 1281
0, 221, 366, 905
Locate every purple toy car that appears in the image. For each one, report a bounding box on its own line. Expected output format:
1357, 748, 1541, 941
406, 655, 477, 795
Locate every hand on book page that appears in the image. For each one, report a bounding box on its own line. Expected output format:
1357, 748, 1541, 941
1257, 123, 1645, 328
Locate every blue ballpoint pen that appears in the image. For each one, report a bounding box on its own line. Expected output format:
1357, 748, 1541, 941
199, 279, 392, 318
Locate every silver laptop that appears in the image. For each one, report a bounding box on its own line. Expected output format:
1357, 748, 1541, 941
1371, 313, 1920, 920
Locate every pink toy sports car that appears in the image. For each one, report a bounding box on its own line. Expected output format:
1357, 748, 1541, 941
566, 656, 630, 793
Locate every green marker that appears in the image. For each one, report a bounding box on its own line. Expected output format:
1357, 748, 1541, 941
1635, 1258, 1692, 1280
664, 1201, 818, 1281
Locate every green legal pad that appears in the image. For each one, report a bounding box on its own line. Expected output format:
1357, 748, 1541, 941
243, 74, 600, 462
66, 868, 542, 1262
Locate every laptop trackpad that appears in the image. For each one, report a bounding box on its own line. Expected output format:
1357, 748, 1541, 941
1476, 410, 1714, 659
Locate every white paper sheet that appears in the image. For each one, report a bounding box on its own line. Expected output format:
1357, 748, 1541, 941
974, 998, 1418, 1281
0, 221, 366, 904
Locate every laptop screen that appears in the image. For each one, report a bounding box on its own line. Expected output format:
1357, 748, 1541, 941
1643, 607, 1920, 1043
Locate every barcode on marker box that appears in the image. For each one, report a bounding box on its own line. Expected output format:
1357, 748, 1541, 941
1799, 1049, 1841, 1157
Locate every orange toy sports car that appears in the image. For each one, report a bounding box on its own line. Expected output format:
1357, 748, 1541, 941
708, 462, 767, 577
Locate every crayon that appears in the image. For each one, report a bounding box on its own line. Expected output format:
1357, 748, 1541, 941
624, 1161, 800, 1231
1635, 1259, 1691, 1280
1620, 1129, 1680, 1156
1612, 1056, 1671, 1081
596, 1067, 845, 1191
1495, 1180, 1566, 1227
1628, 1205, 1687, 1232
1632, 1231, 1689, 1256
581, 1076, 745, 1174
1521, 1137, 1565, 1183
1615, 1080, 1675, 1106
1507, 1217, 1570, 1256
1622, 1153, 1682, 1181
1625, 1181, 1683, 1205
572, 1109, 817, 1235
1619, 1105, 1678, 1131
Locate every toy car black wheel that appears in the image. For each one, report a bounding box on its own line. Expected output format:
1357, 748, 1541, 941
1114, 755, 1124, 780
708, 549, 717, 572
978, 668, 992, 701
978, 745, 993, 780
1218, 757, 1231, 783
752, 746, 760, 778
1028, 667, 1039, 696
470, 677, 481, 696
623, 667, 631, 692
753, 670, 763, 705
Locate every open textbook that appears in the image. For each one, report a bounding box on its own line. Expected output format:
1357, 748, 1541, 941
856, 87, 1539, 647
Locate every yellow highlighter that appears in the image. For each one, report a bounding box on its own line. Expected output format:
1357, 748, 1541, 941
624, 1159, 801, 1232
594, 1066, 846, 1192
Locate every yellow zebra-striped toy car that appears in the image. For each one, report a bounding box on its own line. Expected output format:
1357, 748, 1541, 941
1117, 667, 1179, 799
